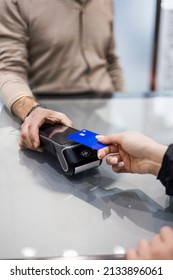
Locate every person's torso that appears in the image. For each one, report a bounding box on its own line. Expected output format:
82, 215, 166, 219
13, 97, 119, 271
17, 0, 115, 93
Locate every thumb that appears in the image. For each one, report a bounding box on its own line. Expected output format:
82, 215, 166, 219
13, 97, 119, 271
96, 134, 122, 145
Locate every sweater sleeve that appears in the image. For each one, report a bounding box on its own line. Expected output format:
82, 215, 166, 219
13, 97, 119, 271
106, 2, 125, 92
157, 144, 173, 195
0, 0, 33, 111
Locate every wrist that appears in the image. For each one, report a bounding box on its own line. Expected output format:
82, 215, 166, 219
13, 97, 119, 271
11, 96, 39, 121
24, 104, 41, 119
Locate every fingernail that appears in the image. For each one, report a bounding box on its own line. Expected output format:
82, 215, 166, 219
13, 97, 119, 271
37, 147, 44, 153
110, 157, 118, 164
118, 162, 124, 168
33, 141, 39, 148
97, 151, 102, 159
96, 135, 104, 140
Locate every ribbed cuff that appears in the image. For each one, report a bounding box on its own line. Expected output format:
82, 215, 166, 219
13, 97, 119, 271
157, 144, 173, 195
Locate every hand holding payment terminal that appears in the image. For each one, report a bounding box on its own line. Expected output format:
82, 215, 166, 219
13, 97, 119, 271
39, 124, 102, 175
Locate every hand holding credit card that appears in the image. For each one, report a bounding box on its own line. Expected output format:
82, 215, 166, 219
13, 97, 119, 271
67, 129, 107, 150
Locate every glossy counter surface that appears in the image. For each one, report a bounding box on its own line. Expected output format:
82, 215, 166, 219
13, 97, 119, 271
0, 93, 173, 259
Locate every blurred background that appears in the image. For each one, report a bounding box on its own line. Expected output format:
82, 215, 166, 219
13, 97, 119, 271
114, 0, 173, 92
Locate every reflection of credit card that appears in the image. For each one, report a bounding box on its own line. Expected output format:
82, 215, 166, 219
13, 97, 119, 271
67, 129, 107, 150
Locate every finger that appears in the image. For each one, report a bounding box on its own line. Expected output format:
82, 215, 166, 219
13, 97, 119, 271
96, 133, 123, 145
47, 111, 73, 127
147, 234, 164, 259
159, 227, 173, 242
28, 123, 41, 149
22, 108, 46, 149
22, 115, 41, 150
148, 233, 161, 247
106, 154, 121, 165
19, 141, 27, 150
59, 115, 73, 127
97, 145, 119, 159
106, 155, 125, 172
135, 239, 151, 259
112, 162, 125, 173
35, 146, 44, 152
19, 142, 43, 152
126, 248, 138, 260
20, 122, 35, 150
28, 108, 73, 128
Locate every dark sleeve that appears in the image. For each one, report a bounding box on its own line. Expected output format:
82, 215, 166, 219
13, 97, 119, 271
157, 144, 173, 195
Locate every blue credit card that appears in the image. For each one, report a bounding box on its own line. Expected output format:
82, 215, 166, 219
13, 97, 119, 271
67, 129, 107, 150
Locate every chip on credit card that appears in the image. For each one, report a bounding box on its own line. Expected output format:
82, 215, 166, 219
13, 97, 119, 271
67, 129, 107, 150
